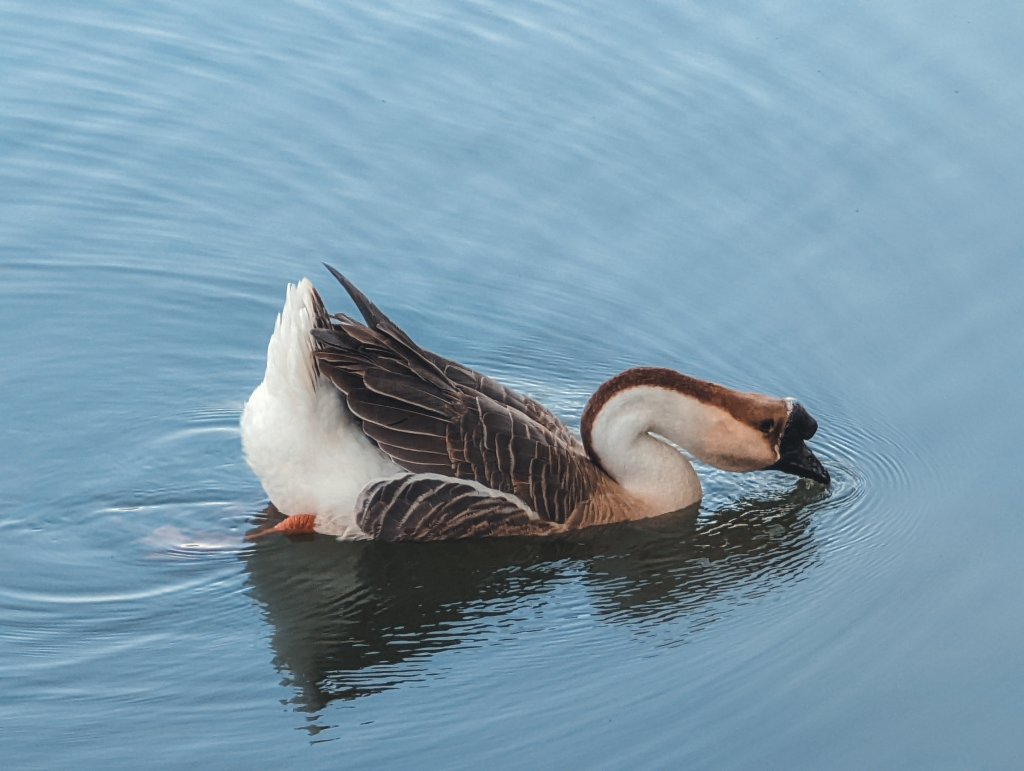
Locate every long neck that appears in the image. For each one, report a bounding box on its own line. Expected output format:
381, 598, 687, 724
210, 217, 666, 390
582, 385, 709, 513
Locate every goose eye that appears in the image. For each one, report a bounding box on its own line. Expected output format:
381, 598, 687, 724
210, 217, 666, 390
758, 419, 776, 434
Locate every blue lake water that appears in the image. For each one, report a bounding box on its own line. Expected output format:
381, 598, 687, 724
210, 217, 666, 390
2, 1, 1023, 767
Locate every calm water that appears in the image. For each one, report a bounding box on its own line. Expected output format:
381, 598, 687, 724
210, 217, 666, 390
2, 1, 1023, 768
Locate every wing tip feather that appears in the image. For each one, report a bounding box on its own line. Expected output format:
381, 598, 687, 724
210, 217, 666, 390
323, 263, 385, 329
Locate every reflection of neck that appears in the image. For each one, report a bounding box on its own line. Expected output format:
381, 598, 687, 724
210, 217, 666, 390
586, 386, 707, 513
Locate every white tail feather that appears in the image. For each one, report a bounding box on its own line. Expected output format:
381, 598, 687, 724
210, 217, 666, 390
240, 279, 400, 537
262, 279, 319, 395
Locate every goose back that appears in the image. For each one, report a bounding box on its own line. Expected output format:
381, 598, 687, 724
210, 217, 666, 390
311, 269, 601, 524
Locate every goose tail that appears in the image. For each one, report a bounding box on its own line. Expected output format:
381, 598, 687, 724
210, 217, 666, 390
240, 278, 331, 504
241, 277, 401, 532
261, 278, 331, 396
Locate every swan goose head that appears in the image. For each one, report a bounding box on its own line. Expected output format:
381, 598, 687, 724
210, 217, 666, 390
581, 368, 829, 513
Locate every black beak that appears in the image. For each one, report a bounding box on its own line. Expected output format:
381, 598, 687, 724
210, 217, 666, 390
768, 402, 830, 486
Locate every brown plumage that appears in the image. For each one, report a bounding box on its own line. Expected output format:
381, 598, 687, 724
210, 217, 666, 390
356, 474, 559, 541
312, 266, 600, 527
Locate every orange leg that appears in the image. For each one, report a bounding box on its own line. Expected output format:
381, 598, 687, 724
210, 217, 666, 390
245, 514, 318, 541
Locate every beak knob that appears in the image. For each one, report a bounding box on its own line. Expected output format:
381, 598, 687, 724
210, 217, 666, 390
769, 402, 829, 485
789, 402, 818, 440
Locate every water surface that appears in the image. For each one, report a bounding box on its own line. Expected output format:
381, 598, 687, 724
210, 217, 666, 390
2, 1, 1023, 768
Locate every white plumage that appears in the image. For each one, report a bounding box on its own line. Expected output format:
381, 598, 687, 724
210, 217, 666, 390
240, 279, 400, 538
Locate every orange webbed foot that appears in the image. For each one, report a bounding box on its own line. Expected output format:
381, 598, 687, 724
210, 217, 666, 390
245, 514, 318, 541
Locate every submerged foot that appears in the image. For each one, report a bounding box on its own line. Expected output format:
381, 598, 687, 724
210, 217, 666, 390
245, 514, 318, 541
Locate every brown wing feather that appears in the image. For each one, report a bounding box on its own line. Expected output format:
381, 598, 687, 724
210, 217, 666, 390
426, 356, 579, 447
356, 473, 560, 541
312, 267, 601, 523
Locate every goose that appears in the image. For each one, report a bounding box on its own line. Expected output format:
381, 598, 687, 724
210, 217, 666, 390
241, 266, 830, 541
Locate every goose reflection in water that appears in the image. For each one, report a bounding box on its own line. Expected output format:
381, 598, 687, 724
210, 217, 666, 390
243, 481, 827, 712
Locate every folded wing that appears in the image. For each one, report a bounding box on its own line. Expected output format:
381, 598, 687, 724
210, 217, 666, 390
312, 266, 600, 524
356, 473, 560, 541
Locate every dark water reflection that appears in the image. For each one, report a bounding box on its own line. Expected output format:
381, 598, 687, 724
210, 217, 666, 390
247, 482, 826, 710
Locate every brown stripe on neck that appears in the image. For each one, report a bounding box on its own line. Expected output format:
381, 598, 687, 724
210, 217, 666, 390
580, 367, 781, 469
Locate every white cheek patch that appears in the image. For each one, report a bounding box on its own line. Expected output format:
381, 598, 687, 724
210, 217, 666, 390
700, 407, 779, 472
589, 383, 787, 477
